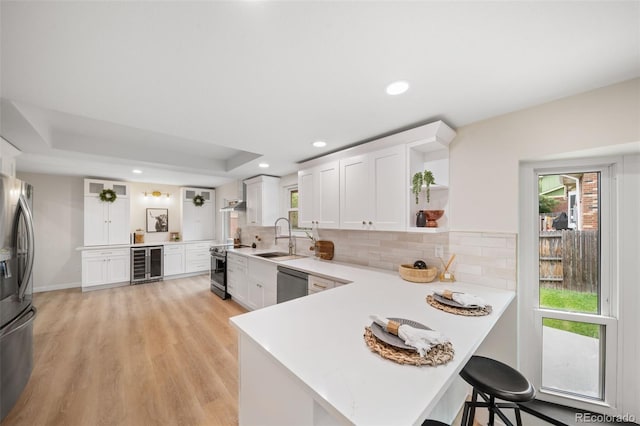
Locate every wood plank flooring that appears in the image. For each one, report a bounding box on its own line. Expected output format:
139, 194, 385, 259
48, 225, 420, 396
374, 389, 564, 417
2, 275, 246, 426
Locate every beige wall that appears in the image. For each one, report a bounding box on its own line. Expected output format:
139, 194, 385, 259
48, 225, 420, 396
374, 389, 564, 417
16, 172, 84, 292
128, 181, 182, 243
450, 78, 640, 233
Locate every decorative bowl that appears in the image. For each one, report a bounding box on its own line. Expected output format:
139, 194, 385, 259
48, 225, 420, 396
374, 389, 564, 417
425, 210, 444, 228
399, 264, 438, 283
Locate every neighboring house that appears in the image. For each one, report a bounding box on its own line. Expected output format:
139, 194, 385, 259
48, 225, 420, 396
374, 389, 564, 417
539, 173, 599, 230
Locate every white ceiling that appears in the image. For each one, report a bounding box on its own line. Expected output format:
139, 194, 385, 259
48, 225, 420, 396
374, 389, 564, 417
1, 1, 638, 187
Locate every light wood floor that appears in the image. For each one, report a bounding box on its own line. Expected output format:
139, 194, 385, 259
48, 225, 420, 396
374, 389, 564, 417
3, 275, 246, 426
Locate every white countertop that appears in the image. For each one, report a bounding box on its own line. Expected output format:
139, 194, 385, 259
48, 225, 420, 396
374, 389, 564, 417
76, 239, 217, 251
229, 257, 515, 425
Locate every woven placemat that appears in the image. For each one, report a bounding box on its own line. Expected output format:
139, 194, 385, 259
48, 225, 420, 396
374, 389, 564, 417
363, 327, 454, 366
426, 295, 492, 316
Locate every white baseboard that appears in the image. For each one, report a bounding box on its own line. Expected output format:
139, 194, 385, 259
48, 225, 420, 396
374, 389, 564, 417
33, 281, 81, 293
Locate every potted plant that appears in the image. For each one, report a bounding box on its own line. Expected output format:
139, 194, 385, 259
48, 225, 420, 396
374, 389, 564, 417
411, 170, 443, 227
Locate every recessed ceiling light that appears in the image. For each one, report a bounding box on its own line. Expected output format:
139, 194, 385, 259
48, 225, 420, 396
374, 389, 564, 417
312, 141, 327, 148
258, 163, 269, 168
386, 80, 409, 96
132, 169, 143, 174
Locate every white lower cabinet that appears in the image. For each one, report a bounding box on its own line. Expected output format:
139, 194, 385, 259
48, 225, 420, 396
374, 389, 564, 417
247, 258, 277, 309
163, 244, 186, 276
81, 248, 130, 290
227, 253, 248, 304
185, 242, 210, 273
228, 254, 276, 310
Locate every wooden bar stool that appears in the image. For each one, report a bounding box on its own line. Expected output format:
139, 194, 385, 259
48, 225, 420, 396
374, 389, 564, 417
459, 356, 535, 426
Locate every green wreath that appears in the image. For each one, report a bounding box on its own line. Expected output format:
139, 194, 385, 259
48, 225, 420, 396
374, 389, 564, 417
193, 195, 205, 207
99, 189, 117, 203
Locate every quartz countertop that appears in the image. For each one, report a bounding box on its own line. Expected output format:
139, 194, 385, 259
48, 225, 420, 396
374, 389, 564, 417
76, 239, 217, 251
229, 256, 515, 425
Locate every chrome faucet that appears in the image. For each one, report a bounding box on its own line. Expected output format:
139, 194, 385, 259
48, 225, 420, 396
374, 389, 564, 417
274, 217, 295, 255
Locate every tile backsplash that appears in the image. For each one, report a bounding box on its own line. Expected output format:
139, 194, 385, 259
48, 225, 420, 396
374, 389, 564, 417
241, 226, 517, 291
449, 232, 517, 290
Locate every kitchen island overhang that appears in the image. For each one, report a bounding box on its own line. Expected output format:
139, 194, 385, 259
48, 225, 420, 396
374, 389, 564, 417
230, 258, 515, 426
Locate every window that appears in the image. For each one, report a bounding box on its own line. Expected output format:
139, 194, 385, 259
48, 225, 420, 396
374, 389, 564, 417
288, 188, 299, 229
520, 160, 618, 413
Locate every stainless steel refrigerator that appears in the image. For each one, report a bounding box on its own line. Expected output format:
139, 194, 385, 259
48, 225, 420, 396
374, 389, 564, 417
0, 175, 37, 421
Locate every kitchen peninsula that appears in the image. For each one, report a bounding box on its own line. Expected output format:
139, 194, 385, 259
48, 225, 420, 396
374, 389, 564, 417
230, 257, 515, 425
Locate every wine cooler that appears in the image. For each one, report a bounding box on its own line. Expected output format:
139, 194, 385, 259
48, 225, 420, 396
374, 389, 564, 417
130, 246, 164, 284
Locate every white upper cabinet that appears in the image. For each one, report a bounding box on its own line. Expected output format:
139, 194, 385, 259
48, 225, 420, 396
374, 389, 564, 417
244, 175, 280, 226
181, 187, 215, 241
84, 179, 129, 198
298, 161, 339, 229
84, 179, 131, 246
340, 146, 406, 231
298, 120, 456, 233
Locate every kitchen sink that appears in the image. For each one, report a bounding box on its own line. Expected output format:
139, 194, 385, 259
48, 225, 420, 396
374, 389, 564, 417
254, 252, 306, 261
254, 252, 290, 258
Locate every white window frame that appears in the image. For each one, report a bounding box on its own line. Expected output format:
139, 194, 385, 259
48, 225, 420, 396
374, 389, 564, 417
519, 157, 619, 414
282, 184, 309, 237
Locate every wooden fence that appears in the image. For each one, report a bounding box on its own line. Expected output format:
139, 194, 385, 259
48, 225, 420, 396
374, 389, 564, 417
539, 230, 599, 293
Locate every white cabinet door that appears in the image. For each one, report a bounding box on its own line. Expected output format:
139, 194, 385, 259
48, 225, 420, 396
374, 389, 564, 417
84, 197, 109, 246
245, 181, 261, 225
181, 187, 215, 241
107, 255, 130, 283
246, 279, 264, 311
298, 169, 315, 228
82, 249, 130, 289
164, 246, 185, 276
108, 198, 131, 245
200, 202, 214, 240
82, 257, 108, 287
244, 176, 281, 226
316, 161, 340, 229
182, 202, 201, 241
299, 161, 340, 229
369, 145, 406, 231
339, 146, 406, 231
339, 154, 370, 229
247, 258, 277, 309
83, 180, 129, 249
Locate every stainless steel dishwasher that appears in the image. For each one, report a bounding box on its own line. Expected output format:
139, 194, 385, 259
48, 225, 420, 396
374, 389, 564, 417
276, 266, 308, 303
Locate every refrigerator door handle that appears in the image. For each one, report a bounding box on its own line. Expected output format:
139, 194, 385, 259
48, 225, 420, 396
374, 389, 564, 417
16, 195, 35, 301
0, 306, 37, 339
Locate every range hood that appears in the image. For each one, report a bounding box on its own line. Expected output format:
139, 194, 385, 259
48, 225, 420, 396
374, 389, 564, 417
220, 200, 246, 212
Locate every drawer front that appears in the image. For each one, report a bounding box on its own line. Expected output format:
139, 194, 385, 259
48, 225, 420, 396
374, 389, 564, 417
185, 242, 211, 251
82, 248, 130, 258
227, 253, 248, 268
185, 259, 209, 273
186, 251, 209, 261
163, 244, 185, 253
308, 275, 335, 292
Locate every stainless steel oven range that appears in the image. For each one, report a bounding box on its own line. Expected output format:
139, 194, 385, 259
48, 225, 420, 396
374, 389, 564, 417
210, 246, 228, 299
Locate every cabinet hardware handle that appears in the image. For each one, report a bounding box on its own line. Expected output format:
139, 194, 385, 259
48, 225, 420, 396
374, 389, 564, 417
362, 221, 366, 225
368, 221, 372, 225
313, 283, 327, 289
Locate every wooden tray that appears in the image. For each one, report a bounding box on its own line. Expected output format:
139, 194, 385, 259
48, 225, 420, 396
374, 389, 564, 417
315, 240, 334, 260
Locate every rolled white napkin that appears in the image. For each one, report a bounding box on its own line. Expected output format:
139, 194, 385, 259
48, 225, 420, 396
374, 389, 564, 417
369, 315, 450, 357
433, 289, 486, 308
